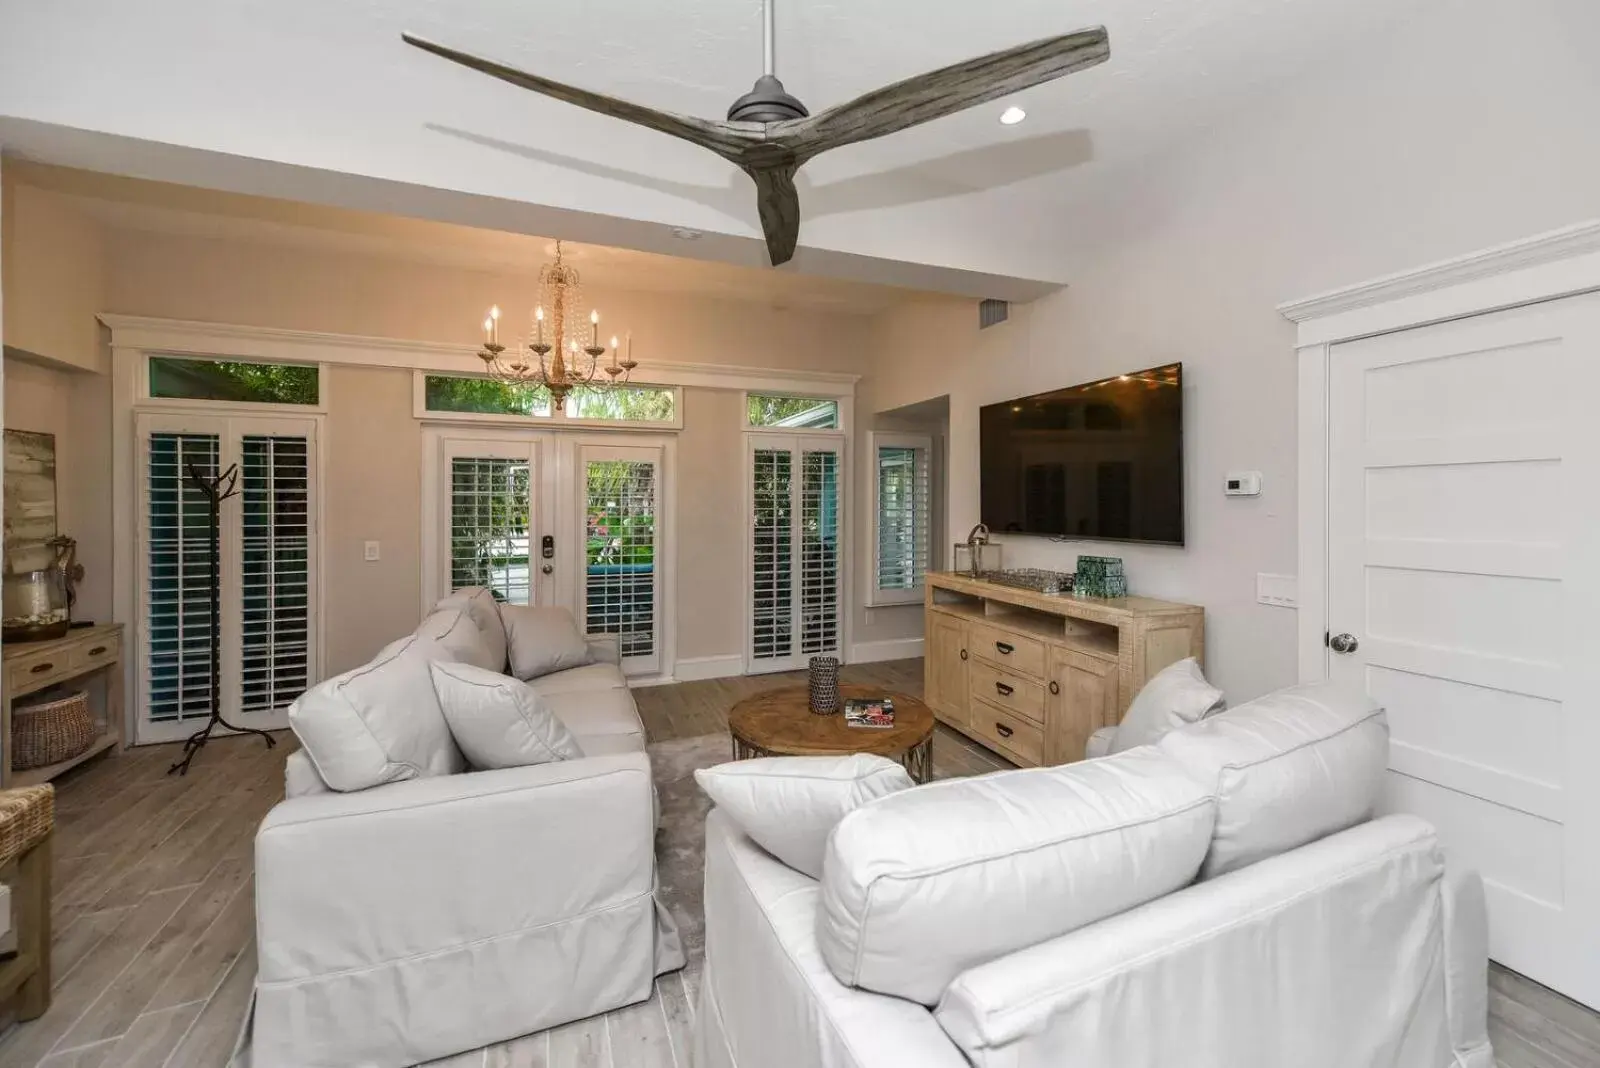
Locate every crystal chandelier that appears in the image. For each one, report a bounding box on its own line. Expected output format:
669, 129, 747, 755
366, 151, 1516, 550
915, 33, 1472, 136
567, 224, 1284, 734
478, 241, 637, 406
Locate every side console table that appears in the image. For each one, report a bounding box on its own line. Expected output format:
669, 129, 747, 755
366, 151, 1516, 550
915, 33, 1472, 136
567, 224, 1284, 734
1, 624, 125, 788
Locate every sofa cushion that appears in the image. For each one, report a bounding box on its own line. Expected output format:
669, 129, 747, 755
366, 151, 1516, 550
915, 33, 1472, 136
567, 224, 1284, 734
542, 688, 646, 756
526, 662, 629, 697
422, 588, 507, 673
1158, 680, 1387, 879
288, 634, 466, 792
500, 604, 593, 680
1109, 657, 1225, 754
817, 747, 1216, 1005
695, 755, 915, 879
430, 660, 584, 770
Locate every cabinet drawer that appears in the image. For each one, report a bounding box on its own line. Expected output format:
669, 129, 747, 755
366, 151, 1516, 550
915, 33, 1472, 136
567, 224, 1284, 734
969, 622, 1045, 678
71, 636, 119, 674
968, 660, 1044, 725
6, 647, 74, 693
969, 699, 1044, 766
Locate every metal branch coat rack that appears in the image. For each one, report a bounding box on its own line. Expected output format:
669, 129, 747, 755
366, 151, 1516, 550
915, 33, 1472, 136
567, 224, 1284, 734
168, 461, 277, 776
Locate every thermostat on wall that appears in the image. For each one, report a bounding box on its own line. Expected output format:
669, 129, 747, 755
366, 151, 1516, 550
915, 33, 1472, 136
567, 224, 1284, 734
1224, 471, 1262, 497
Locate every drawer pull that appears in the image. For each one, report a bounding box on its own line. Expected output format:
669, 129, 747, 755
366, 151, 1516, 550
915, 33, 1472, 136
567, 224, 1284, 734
995, 722, 1014, 739
88, 646, 108, 656
1049, 681, 1060, 695
29, 662, 54, 674
995, 641, 1014, 655
959, 649, 968, 661
994, 681, 1014, 697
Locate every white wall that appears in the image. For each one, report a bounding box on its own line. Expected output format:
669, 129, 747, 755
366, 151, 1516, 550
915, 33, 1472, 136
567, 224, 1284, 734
866, 0, 1600, 702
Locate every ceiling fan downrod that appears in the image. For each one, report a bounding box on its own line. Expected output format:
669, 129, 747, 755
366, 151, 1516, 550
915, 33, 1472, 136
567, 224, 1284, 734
726, 0, 809, 123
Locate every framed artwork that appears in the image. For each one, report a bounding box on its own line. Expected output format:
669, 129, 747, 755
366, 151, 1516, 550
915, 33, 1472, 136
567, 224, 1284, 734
3, 429, 58, 573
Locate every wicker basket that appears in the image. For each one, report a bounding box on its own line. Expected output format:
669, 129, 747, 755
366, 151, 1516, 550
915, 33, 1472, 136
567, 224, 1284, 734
0, 785, 54, 867
12, 690, 95, 770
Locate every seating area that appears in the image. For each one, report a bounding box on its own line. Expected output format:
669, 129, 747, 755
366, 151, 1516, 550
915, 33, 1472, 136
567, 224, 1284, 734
5, 1, 1600, 1064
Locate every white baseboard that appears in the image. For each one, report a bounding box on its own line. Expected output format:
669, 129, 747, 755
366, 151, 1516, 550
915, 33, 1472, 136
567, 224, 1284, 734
849, 638, 925, 664
671, 654, 745, 682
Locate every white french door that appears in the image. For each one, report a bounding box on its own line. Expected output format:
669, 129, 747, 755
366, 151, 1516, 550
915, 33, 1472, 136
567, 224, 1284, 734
747, 435, 844, 673
577, 443, 664, 676
135, 412, 319, 742
1325, 292, 1600, 1006
428, 431, 668, 677
437, 434, 553, 607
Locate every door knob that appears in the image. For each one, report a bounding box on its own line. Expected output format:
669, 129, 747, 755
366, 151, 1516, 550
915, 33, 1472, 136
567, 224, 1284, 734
1329, 633, 1359, 654
541, 563, 554, 575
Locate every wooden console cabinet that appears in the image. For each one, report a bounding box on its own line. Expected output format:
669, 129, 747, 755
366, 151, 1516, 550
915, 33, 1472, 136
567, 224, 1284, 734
924, 572, 1203, 767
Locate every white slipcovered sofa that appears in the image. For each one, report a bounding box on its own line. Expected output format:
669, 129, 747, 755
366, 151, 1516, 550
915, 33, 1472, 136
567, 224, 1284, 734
242, 588, 683, 1068
694, 681, 1494, 1068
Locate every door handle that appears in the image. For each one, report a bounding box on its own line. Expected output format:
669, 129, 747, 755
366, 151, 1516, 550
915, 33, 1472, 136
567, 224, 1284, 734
1329, 633, 1359, 655
541, 563, 554, 575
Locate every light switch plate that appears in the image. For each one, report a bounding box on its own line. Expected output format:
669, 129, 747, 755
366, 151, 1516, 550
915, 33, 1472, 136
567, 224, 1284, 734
363, 541, 381, 562
1256, 572, 1297, 608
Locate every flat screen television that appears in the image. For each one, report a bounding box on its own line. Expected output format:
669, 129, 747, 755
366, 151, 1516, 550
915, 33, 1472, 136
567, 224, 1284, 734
979, 363, 1184, 545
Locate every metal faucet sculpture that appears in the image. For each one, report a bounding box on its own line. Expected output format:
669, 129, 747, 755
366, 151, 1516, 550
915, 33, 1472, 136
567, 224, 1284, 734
965, 523, 991, 577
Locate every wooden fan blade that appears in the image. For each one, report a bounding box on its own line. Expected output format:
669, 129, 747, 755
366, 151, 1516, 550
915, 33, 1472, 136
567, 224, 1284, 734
745, 166, 801, 266
785, 27, 1109, 161
402, 33, 753, 163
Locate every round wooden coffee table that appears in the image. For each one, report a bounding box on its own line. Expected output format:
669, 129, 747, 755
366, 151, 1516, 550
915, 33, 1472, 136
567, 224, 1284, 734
727, 684, 935, 783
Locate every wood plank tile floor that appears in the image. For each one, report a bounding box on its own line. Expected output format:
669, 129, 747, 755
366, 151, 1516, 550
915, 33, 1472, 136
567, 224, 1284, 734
0, 659, 1591, 1067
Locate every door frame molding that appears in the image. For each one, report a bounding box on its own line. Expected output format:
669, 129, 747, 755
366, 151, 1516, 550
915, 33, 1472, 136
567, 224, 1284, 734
1283, 218, 1600, 684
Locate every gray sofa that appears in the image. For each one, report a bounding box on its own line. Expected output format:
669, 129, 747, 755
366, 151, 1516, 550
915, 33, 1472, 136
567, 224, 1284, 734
243, 587, 682, 1068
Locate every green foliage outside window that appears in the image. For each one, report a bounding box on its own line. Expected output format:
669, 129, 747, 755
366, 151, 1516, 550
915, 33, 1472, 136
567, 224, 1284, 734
565, 387, 675, 422
150, 356, 319, 405
747, 393, 839, 428
426, 375, 552, 417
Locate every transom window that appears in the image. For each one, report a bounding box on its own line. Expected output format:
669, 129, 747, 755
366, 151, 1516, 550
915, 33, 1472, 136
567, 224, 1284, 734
421, 374, 678, 426
148, 355, 321, 406
746, 393, 840, 430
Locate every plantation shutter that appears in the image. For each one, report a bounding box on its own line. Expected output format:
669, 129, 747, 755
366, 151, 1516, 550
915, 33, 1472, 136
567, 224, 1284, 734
872, 435, 933, 605
239, 434, 313, 713
800, 448, 841, 654
449, 454, 533, 604
145, 431, 222, 725
751, 446, 794, 664
748, 436, 842, 672
137, 413, 320, 743
581, 445, 663, 674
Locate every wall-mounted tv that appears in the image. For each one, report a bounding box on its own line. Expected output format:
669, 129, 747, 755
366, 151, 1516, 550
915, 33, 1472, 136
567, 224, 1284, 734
979, 363, 1184, 545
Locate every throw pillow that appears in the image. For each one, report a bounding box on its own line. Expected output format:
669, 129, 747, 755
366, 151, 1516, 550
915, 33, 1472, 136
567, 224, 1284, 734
1108, 657, 1225, 753
429, 660, 584, 770
499, 604, 594, 681
288, 634, 465, 792
694, 754, 915, 879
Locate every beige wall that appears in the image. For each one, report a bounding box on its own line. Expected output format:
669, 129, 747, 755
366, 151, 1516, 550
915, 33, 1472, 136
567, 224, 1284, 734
1, 178, 106, 372
104, 230, 870, 375
674, 387, 746, 661
866, 2, 1600, 703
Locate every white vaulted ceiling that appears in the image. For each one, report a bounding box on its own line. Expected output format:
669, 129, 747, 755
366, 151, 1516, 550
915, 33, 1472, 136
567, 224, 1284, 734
0, 0, 1432, 294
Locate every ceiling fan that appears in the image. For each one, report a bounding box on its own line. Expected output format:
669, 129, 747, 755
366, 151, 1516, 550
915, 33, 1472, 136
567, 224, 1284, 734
403, 4, 1109, 267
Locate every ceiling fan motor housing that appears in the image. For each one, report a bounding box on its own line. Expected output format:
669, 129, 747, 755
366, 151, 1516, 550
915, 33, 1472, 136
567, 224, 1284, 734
726, 74, 810, 122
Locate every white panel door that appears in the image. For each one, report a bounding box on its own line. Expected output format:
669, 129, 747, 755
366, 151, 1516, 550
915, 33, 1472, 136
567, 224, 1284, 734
747, 435, 844, 673
578, 443, 664, 676
1326, 293, 1600, 1006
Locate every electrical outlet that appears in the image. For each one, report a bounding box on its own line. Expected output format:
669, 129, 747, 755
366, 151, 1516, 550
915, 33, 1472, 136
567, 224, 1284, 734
1256, 573, 1297, 608
363, 541, 381, 562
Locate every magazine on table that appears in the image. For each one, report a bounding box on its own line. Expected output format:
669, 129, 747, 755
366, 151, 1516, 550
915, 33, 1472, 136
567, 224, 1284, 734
843, 696, 895, 729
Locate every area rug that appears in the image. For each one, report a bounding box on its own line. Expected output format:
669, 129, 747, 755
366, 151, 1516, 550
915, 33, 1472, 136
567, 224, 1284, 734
647, 732, 735, 971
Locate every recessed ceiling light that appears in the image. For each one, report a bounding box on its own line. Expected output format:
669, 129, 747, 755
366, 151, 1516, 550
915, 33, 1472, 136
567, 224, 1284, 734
671, 227, 703, 241
999, 106, 1027, 126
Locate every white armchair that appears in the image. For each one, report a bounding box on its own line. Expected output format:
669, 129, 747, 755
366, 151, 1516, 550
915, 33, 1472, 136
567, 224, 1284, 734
250, 751, 680, 1068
